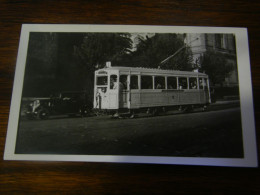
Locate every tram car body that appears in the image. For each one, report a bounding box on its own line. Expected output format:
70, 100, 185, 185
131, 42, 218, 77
93, 66, 211, 113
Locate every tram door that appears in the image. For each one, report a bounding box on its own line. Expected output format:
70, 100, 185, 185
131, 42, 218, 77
204, 78, 211, 103
109, 74, 120, 109
94, 72, 120, 110
94, 72, 109, 110
198, 77, 210, 104
119, 75, 129, 108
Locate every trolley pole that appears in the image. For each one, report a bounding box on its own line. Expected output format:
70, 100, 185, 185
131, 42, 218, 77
160, 37, 199, 65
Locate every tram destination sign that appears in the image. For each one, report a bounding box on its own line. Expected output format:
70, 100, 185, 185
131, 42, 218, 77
98, 70, 107, 74
4, 24, 257, 167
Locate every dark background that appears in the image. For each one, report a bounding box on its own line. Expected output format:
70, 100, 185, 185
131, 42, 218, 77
0, 0, 259, 194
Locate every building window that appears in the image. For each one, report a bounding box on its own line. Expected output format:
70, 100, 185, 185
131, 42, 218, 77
215, 34, 226, 49
215, 34, 222, 49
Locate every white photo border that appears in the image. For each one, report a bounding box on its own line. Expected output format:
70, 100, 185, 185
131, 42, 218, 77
4, 24, 258, 167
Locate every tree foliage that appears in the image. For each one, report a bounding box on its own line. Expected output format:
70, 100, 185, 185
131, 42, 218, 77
23, 32, 194, 98
128, 33, 194, 71
74, 33, 133, 70
74, 33, 194, 71
72, 33, 133, 99
199, 50, 234, 86
23, 33, 58, 97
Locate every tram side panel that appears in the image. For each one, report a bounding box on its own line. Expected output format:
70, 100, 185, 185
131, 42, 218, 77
170, 90, 209, 105
119, 91, 128, 108
139, 90, 169, 107
129, 91, 141, 109
178, 90, 202, 105
108, 92, 118, 109
129, 89, 209, 109
96, 88, 210, 110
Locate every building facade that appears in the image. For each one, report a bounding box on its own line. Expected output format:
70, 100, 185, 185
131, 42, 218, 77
185, 33, 238, 87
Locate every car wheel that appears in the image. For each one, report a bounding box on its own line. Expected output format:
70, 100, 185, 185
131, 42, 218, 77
38, 109, 49, 119
80, 108, 90, 117
26, 115, 34, 120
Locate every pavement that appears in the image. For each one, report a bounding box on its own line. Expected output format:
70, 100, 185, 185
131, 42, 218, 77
16, 106, 244, 158
212, 99, 240, 105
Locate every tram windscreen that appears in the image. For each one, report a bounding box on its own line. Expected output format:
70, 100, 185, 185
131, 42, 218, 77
204, 78, 208, 89
199, 78, 207, 89
97, 76, 108, 85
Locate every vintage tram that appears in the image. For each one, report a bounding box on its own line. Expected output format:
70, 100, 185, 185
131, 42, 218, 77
93, 66, 211, 116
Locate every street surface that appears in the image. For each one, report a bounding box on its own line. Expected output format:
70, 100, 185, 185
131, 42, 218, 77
16, 105, 244, 158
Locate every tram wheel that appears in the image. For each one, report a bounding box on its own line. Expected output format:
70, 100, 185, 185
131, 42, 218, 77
162, 107, 167, 113
181, 105, 193, 113
202, 105, 207, 111
151, 108, 159, 116
186, 105, 194, 112
38, 109, 49, 119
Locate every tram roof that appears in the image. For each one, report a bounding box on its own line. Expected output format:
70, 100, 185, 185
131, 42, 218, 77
97, 66, 208, 76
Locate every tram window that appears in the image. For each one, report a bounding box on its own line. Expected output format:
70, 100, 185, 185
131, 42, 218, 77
110, 75, 118, 89
199, 78, 203, 89
120, 75, 128, 90
178, 77, 188, 89
141, 76, 153, 89
167, 77, 177, 89
155, 76, 165, 89
189, 78, 197, 89
130, 75, 139, 89
97, 76, 108, 85
204, 78, 208, 90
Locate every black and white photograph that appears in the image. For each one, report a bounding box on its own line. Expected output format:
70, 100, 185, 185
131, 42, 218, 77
4, 25, 257, 167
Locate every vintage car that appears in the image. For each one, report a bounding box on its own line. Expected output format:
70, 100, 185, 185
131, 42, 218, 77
25, 91, 92, 119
